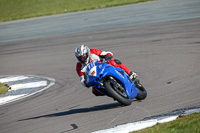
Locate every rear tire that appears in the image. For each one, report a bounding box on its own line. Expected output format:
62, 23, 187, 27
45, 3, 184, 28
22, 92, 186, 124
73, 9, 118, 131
104, 80, 132, 106
135, 82, 147, 100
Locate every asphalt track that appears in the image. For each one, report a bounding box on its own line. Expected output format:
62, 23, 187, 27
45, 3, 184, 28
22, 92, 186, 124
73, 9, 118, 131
0, 0, 200, 133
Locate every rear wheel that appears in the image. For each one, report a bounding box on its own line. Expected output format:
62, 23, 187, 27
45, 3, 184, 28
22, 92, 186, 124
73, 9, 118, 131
104, 80, 132, 106
135, 80, 147, 100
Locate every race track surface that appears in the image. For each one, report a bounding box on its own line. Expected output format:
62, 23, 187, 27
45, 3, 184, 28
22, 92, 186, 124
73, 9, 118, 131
0, 0, 200, 133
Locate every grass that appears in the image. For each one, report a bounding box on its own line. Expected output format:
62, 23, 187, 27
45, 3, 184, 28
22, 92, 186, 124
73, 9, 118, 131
0, 0, 154, 22
131, 112, 200, 133
0, 82, 9, 95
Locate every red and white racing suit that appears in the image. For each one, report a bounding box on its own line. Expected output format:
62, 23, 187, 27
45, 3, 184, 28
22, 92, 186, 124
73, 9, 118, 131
76, 48, 131, 96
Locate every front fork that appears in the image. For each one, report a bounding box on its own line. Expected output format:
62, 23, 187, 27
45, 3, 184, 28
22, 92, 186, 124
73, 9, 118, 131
100, 76, 124, 92
100, 76, 114, 88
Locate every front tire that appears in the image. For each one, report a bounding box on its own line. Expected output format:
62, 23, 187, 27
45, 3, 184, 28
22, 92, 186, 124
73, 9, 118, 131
104, 80, 132, 106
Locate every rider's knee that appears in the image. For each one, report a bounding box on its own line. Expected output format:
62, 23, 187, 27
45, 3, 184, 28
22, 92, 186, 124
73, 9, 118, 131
92, 87, 104, 96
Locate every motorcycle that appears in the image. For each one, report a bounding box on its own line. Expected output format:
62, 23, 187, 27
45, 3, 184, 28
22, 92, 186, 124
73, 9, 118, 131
85, 60, 147, 106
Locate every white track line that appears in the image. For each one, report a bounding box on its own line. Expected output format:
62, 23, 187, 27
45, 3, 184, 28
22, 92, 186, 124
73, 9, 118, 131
0, 76, 30, 83
0, 94, 26, 105
10, 81, 47, 90
92, 115, 185, 133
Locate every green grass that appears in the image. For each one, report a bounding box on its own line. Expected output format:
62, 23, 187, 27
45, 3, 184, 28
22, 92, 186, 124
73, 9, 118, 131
0, 0, 154, 22
131, 112, 200, 133
0, 82, 9, 95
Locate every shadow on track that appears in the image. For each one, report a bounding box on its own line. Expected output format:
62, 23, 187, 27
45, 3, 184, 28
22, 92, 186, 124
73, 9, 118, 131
19, 102, 122, 121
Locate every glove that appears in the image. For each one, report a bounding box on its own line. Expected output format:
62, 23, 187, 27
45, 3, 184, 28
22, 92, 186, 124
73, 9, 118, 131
84, 79, 90, 88
105, 54, 112, 61
85, 83, 90, 88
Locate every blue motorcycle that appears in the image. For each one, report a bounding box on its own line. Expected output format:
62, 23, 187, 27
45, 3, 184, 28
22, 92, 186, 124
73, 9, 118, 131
85, 61, 147, 106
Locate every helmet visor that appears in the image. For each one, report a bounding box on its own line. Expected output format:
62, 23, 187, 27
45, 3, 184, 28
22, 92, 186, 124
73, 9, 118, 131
81, 54, 87, 62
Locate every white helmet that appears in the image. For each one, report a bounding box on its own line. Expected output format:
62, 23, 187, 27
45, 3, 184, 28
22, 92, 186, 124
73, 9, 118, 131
75, 45, 90, 64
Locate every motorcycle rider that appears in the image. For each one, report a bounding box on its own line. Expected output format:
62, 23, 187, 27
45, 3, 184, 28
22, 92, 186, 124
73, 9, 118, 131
75, 45, 138, 96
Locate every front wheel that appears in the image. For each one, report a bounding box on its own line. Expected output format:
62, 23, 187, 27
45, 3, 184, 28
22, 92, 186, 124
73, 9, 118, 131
104, 80, 132, 106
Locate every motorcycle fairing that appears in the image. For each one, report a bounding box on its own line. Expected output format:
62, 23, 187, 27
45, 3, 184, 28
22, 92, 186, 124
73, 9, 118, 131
86, 61, 139, 99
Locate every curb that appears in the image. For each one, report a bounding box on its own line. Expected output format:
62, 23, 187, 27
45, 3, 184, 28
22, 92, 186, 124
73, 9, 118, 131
92, 105, 200, 133
0, 75, 55, 105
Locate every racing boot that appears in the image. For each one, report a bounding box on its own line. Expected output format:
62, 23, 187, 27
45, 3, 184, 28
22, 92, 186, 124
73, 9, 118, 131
129, 71, 141, 88
129, 71, 138, 81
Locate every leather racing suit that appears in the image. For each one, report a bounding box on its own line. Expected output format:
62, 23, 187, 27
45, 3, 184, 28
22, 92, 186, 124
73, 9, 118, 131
76, 48, 132, 96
